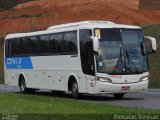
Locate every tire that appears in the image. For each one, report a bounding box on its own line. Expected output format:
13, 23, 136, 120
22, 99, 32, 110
19, 76, 28, 94
71, 81, 80, 99
19, 76, 35, 94
113, 93, 125, 99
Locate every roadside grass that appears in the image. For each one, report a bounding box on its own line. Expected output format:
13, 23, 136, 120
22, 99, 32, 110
0, 92, 159, 120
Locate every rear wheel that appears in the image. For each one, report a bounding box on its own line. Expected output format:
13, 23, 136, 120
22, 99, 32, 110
113, 93, 125, 99
19, 77, 28, 94
19, 76, 35, 94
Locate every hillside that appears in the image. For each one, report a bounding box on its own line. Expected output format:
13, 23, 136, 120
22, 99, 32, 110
0, 0, 160, 34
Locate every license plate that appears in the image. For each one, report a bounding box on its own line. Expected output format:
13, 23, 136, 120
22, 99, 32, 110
121, 86, 130, 91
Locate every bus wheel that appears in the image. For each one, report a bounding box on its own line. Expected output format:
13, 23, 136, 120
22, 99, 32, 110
19, 77, 28, 94
113, 93, 125, 99
71, 81, 80, 99
19, 76, 35, 94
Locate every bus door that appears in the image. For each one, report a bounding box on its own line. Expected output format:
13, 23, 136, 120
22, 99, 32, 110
80, 29, 96, 94
86, 74, 96, 94
84, 41, 96, 94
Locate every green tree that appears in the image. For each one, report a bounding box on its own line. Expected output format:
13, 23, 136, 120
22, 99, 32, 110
0, 0, 31, 10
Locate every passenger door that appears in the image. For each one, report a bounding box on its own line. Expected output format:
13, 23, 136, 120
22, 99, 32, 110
80, 29, 96, 94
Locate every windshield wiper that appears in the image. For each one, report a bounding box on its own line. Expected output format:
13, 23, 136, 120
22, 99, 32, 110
114, 45, 126, 73
123, 45, 140, 73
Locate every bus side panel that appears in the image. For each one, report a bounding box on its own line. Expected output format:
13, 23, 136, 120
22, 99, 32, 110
4, 70, 19, 86
4, 55, 88, 93
22, 55, 86, 92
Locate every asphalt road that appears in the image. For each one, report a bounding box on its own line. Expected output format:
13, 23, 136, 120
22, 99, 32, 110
0, 84, 160, 110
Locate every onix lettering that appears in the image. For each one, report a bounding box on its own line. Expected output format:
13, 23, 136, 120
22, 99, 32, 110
7, 58, 22, 65
5, 57, 33, 69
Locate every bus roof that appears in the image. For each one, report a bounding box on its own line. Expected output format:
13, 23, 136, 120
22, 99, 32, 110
47, 21, 115, 30
5, 21, 141, 39
47, 21, 140, 30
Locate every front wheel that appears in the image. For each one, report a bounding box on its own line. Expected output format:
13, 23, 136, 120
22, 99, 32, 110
71, 81, 81, 99
113, 93, 125, 99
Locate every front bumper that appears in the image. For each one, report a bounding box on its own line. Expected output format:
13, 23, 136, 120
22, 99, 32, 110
94, 80, 148, 94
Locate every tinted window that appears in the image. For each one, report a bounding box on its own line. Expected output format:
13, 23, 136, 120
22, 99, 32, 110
50, 33, 63, 54
28, 36, 37, 54
5, 40, 8, 56
5, 38, 22, 56
12, 38, 21, 56
6, 31, 77, 57
5, 39, 12, 57
80, 29, 95, 75
63, 31, 77, 53
37, 35, 49, 54
18, 37, 26, 55
21, 37, 30, 55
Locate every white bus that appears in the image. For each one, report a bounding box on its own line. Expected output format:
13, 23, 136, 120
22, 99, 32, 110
4, 21, 157, 99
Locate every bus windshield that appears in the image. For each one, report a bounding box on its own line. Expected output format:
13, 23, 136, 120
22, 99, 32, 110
96, 28, 148, 75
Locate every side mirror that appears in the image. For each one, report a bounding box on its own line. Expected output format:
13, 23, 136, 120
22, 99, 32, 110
144, 36, 157, 53
91, 36, 99, 53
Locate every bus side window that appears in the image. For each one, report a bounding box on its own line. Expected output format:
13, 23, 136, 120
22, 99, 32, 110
12, 38, 21, 56
5, 40, 9, 57
80, 29, 95, 76
22, 37, 30, 55
63, 31, 78, 54
37, 35, 49, 54
18, 38, 25, 56
6, 39, 15, 57
28, 36, 38, 55
50, 33, 63, 54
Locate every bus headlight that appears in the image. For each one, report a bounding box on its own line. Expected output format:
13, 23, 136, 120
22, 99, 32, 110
97, 77, 112, 83
139, 76, 149, 82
